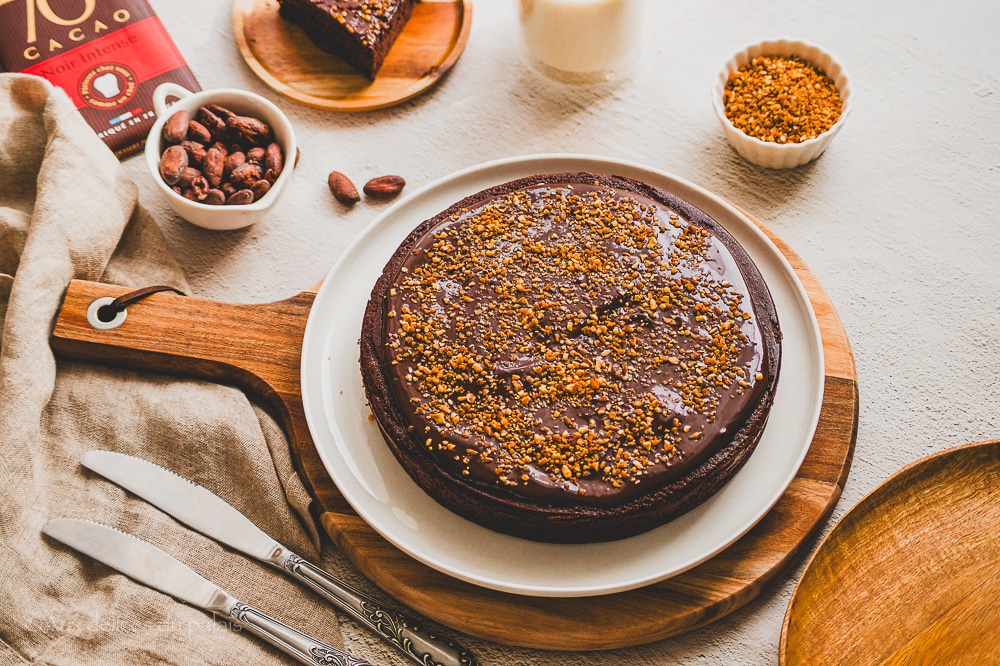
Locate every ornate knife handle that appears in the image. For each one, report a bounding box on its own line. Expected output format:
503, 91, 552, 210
271, 551, 478, 666
226, 599, 370, 666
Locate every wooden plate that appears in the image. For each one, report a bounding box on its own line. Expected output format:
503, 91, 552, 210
232, 0, 472, 111
781, 439, 1000, 665
51, 210, 857, 650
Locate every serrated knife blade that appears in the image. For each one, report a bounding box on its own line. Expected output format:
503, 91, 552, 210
81, 450, 279, 561
42, 518, 369, 666
43, 518, 227, 610
80, 451, 478, 666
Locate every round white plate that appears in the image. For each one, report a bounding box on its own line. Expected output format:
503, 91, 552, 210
301, 155, 824, 597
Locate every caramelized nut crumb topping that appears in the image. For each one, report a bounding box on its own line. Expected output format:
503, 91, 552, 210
386, 182, 763, 494
723, 55, 842, 144
328, 1, 402, 46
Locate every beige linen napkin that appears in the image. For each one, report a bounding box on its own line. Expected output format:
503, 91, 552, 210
0, 74, 344, 665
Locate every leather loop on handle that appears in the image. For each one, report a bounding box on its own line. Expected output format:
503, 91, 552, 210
93, 285, 185, 324
108, 284, 185, 312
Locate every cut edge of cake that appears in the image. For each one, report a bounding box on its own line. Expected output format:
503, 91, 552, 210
277, 0, 417, 79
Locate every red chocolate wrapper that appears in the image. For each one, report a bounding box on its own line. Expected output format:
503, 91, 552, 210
0, 0, 200, 158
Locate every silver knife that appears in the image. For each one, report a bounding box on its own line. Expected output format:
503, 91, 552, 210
81, 450, 476, 666
42, 518, 369, 666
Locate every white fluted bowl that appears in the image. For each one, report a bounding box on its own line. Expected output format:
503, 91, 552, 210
713, 39, 852, 169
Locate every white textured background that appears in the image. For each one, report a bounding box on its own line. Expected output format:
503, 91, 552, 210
132, 1, 1000, 663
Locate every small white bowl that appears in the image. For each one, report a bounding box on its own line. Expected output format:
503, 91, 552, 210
144, 83, 297, 230
713, 39, 852, 169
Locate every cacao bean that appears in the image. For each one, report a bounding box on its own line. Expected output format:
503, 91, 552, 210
162, 109, 189, 144
221, 183, 237, 198
196, 106, 227, 139
224, 151, 246, 179
363, 175, 406, 199
251, 179, 271, 201
203, 189, 226, 205
265, 143, 283, 176
180, 188, 199, 201
227, 115, 272, 147
264, 168, 278, 184
206, 103, 236, 121
159, 145, 188, 185
176, 167, 202, 189
230, 162, 262, 188
203, 147, 225, 188
246, 147, 265, 164
191, 176, 210, 201
187, 120, 212, 145
180, 140, 206, 168
225, 189, 255, 205
328, 171, 360, 205
210, 141, 229, 158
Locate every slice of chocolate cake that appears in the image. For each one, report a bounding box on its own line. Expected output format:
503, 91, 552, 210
278, 0, 416, 79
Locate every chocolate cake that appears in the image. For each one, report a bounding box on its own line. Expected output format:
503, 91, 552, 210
277, 0, 415, 79
360, 173, 781, 543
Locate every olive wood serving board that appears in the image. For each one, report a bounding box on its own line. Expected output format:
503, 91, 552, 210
232, 0, 472, 111
780, 438, 1000, 665
50, 216, 857, 651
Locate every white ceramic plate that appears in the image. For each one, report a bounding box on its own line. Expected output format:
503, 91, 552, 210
301, 155, 824, 597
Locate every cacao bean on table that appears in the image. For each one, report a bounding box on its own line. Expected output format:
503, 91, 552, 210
364, 175, 406, 198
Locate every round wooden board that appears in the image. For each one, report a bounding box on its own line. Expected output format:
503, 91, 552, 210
232, 0, 472, 111
780, 439, 1000, 665
313, 214, 860, 650
49, 210, 856, 652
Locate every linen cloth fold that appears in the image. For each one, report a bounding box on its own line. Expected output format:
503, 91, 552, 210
0, 74, 343, 665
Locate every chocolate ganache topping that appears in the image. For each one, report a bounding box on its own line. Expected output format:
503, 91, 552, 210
371, 173, 778, 516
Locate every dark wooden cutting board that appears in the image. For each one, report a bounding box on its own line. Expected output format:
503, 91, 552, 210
50, 214, 857, 650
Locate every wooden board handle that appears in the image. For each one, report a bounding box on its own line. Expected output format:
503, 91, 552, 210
50, 279, 347, 510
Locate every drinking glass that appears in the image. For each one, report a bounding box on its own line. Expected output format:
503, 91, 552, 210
515, 0, 645, 84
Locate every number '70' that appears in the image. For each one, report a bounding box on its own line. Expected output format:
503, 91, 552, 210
0, 0, 98, 44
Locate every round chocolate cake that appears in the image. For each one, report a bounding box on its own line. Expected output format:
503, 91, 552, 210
360, 173, 781, 543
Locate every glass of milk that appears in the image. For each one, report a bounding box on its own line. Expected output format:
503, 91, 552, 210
516, 0, 645, 83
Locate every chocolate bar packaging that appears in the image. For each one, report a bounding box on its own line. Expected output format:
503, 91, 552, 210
0, 0, 200, 157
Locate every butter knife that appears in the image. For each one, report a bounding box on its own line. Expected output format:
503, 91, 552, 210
42, 518, 369, 666
81, 450, 476, 666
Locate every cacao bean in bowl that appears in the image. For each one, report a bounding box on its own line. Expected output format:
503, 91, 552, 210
144, 83, 297, 230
